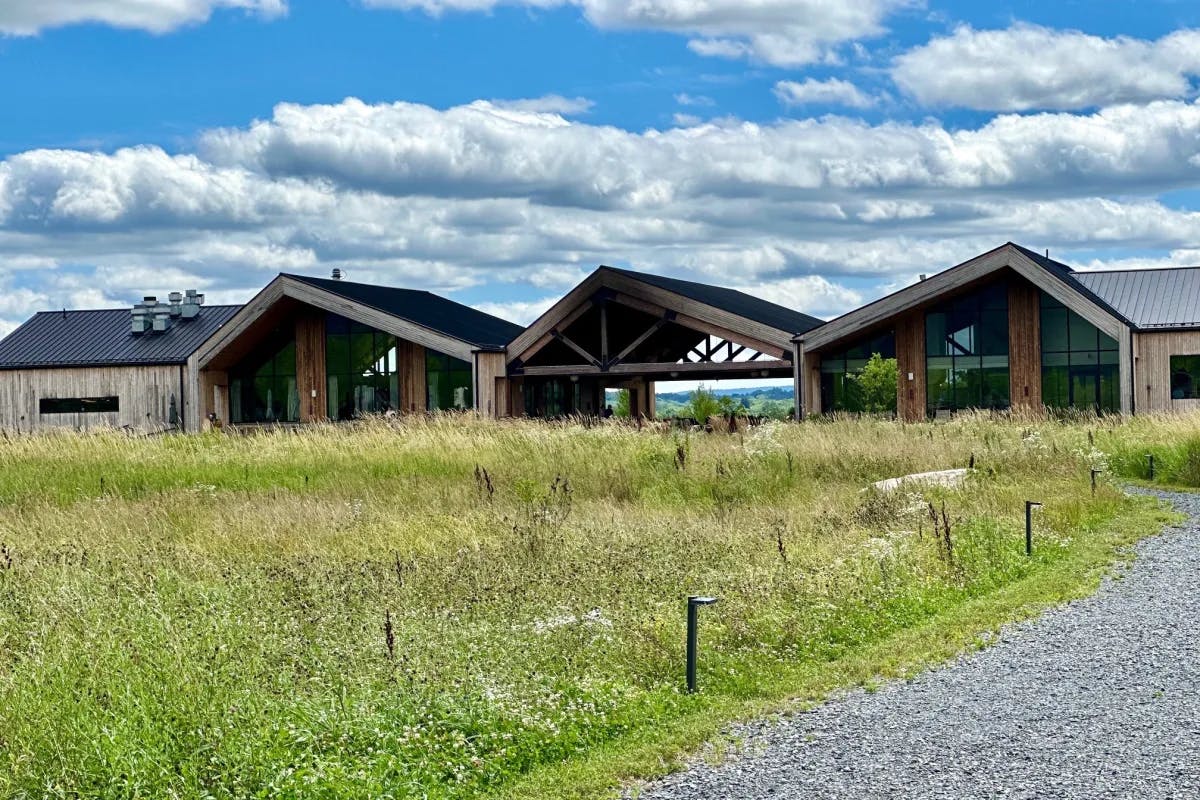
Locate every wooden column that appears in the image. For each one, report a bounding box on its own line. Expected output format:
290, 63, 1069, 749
646, 380, 656, 419
295, 312, 327, 422
198, 368, 228, 428
1008, 282, 1042, 412
896, 310, 926, 422
473, 351, 507, 417
398, 340, 427, 413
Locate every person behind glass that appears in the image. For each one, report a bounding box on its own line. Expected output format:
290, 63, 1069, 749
602, 404, 614, 419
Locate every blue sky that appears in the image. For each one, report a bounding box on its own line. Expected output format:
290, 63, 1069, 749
3, 0, 1200, 373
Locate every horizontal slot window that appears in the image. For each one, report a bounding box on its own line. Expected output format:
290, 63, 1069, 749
39, 396, 119, 414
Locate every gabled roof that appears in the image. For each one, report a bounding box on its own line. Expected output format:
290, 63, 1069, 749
798, 242, 1129, 351
0, 305, 241, 370
605, 267, 824, 335
285, 274, 523, 349
1072, 267, 1200, 329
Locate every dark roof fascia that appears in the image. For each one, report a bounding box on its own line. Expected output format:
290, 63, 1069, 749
794, 242, 1136, 344
0, 359, 189, 371
599, 265, 825, 335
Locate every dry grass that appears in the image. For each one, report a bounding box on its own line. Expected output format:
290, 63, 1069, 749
0, 412, 1184, 798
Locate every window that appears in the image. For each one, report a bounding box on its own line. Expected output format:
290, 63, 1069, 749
818, 331, 895, 413
426, 351, 473, 411
230, 330, 299, 424
325, 315, 399, 420
925, 282, 1010, 415
39, 396, 119, 414
1171, 355, 1200, 400
1040, 294, 1119, 413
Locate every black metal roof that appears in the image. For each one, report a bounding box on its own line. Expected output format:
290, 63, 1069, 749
1008, 243, 1134, 327
604, 267, 825, 335
0, 305, 242, 370
285, 274, 524, 349
1072, 267, 1200, 329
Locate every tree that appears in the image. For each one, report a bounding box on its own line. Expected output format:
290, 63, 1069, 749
852, 353, 899, 414
685, 385, 722, 421
614, 389, 631, 418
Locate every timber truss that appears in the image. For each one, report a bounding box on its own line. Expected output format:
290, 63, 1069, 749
509, 288, 791, 379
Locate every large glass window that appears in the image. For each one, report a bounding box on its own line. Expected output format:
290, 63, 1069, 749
1170, 355, 1200, 400
925, 282, 1010, 415
818, 331, 895, 413
1040, 294, 1119, 412
326, 315, 399, 420
427, 351, 473, 411
230, 332, 298, 423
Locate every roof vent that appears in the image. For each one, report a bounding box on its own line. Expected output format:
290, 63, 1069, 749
918, 274, 927, 282
130, 290, 205, 335
331, 268, 343, 281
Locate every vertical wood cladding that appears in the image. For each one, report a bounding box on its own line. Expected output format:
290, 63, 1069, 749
804, 353, 822, 416
895, 311, 926, 422
473, 351, 506, 418
294, 312, 327, 422
1008, 282, 1042, 411
1134, 330, 1200, 413
0, 365, 181, 432
397, 340, 427, 413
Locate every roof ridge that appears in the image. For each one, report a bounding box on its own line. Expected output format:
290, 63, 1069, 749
32, 303, 243, 315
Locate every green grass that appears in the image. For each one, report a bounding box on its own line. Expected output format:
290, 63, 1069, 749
0, 412, 1190, 799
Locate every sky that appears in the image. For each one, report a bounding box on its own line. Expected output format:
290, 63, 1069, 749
3, 0, 1200, 382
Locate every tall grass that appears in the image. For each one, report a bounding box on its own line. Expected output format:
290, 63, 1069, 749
0, 413, 1185, 798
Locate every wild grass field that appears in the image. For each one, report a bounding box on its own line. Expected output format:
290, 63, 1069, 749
0, 413, 1191, 799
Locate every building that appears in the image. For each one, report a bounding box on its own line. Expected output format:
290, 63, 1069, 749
794, 243, 1200, 420
1, 242, 1197, 432
0, 298, 239, 432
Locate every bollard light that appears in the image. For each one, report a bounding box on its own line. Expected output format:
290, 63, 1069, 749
686, 595, 719, 693
1025, 501, 1042, 556
1148, 453, 1156, 481
1091, 468, 1100, 496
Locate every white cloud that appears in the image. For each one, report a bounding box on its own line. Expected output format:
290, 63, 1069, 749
4, 95, 1200, 335
673, 113, 703, 127
472, 296, 558, 325
0, 0, 286, 35
364, 0, 916, 66
489, 95, 594, 115
894, 24, 1200, 111
675, 93, 715, 107
774, 78, 876, 109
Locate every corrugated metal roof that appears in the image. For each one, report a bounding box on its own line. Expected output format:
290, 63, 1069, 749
0, 305, 242, 369
287, 274, 524, 349
605, 267, 825, 335
1072, 268, 1200, 329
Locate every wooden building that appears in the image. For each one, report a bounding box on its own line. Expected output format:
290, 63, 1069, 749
2, 243, 1198, 433
0, 300, 239, 432
187, 273, 523, 430
794, 243, 1200, 420
505, 266, 824, 418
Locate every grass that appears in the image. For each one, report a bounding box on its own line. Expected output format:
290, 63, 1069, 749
0, 412, 1189, 799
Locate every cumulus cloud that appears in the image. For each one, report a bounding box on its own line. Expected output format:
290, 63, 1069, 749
3, 95, 1200, 333
489, 95, 594, 115
364, 0, 915, 66
472, 296, 559, 325
0, 0, 286, 35
894, 24, 1200, 111
774, 78, 876, 109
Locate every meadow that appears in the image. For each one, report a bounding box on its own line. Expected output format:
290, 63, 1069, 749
0, 412, 1190, 799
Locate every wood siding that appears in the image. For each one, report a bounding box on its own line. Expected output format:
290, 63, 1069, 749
398, 340, 427, 413
295, 312, 326, 422
473, 351, 507, 417
1134, 330, 1200, 413
895, 311, 926, 422
0, 365, 183, 432
1008, 282, 1042, 411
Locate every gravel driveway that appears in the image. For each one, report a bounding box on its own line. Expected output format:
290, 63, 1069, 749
633, 488, 1200, 800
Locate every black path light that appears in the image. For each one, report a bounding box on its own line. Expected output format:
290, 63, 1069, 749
1148, 453, 1156, 481
686, 595, 719, 693
1025, 501, 1043, 556
1091, 467, 1102, 496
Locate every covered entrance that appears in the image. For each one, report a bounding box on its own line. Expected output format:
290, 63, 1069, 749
505, 267, 823, 419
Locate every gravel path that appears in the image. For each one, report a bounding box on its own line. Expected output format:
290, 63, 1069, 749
633, 488, 1200, 800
